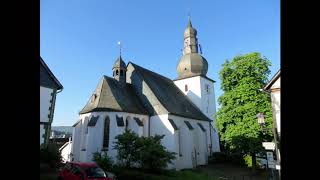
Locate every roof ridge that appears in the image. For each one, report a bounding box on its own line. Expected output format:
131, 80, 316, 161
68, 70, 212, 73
129, 62, 173, 82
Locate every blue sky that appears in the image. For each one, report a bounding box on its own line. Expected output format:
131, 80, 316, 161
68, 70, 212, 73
40, 0, 280, 126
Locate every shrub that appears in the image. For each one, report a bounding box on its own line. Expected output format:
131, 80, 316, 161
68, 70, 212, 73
209, 152, 245, 166
113, 130, 176, 171
40, 143, 62, 168
243, 154, 252, 167
92, 152, 113, 171
137, 135, 176, 172
209, 152, 228, 163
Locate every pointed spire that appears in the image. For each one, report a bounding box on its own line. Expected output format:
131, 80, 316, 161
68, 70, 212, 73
187, 16, 192, 28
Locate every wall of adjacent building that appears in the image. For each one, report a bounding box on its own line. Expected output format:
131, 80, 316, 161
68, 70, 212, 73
271, 77, 280, 136
40, 86, 54, 123
40, 86, 56, 145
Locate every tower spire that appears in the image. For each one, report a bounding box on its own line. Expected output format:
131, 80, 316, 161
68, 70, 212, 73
117, 41, 122, 57
187, 14, 192, 28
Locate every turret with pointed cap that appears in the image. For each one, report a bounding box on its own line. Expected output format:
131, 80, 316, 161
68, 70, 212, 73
112, 56, 127, 85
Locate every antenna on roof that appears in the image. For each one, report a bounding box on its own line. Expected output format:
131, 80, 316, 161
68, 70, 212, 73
117, 41, 122, 56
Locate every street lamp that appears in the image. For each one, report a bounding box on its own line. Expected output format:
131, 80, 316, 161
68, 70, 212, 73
257, 112, 279, 180
257, 113, 268, 133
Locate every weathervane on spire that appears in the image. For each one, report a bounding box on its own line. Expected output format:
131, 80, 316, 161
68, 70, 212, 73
117, 41, 122, 56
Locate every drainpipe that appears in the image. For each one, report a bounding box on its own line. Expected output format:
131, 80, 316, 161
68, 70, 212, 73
148, 117, 151, 137
209, 121, 212, 156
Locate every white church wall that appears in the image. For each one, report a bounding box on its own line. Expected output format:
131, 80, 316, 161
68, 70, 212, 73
86, 112, 106, 162
174, 76, 202, 108
71, 122, 81, 161
149, 114, 177, 169
173, 76, 220, 153
169, 115, 209, 169
40, 86, 54, 123
199, 77, 220, 152
72, 111, 149, 163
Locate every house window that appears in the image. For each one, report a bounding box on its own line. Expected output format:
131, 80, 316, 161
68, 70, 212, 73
205, 84, 210, 94
103, 116, 110, 148
185, 84, 188, 92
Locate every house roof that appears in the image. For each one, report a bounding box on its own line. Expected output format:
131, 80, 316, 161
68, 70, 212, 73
40, 57, 63, 90
129, 62, 211, 122
263, 69, 281, 91
79, 76, 148, 115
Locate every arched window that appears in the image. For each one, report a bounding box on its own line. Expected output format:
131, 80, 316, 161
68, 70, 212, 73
103, 116, 110, 149
125, 117, 130, 131
116, 70, 119, 75
185, 84, 188, 92
120, 70, 123, 76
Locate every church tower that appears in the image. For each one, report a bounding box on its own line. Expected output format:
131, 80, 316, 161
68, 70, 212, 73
112, 56, 126, 85
173, 18, 220, 153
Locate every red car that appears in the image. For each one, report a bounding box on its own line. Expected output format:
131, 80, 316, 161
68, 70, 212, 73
58, 162, 114, 180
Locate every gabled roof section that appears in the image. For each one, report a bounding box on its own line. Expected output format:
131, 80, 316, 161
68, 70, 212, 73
128, 62, 211, 122
264, 69, 280, 91
79, 76, 148, 115
40, 57, 63, 90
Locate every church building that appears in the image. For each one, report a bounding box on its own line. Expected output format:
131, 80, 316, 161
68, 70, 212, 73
71, 18, 220, 170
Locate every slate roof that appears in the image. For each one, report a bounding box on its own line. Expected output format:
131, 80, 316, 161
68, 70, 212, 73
79, 76, 148, 115
40, 57, 63, 90
129, 62, 211, 122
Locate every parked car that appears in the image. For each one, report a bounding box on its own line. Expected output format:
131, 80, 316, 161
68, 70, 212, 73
58, 162, 115, 180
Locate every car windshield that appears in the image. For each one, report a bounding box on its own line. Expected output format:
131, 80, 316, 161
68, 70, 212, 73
85, 167, 107, 178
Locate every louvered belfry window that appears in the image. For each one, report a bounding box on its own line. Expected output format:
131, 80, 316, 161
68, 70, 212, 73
103, 116, 110, 148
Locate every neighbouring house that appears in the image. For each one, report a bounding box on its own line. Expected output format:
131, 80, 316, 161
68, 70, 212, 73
40, 57, 63, 146
263, 69, 281, 171
71, 18, 220, 170
51, 126, 73, 139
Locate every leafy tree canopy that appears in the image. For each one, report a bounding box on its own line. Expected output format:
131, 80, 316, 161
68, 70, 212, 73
216, 52, 273, 155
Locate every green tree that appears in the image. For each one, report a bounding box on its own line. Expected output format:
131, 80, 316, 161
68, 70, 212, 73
216, 52, 273, 171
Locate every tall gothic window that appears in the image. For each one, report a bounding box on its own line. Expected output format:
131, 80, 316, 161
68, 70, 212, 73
103, 116, 110, 149
120, 70, 123, 76
185, 84, 188, 92
125, 117, 129, 131
116, 70, 119, 75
